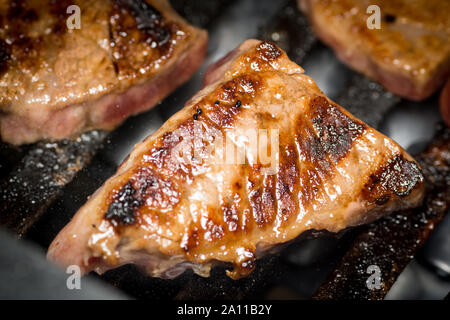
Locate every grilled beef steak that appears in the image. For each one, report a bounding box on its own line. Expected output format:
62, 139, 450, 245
48, 40, 425, 279
298, 0, 450, 101
0, 0, 207, 145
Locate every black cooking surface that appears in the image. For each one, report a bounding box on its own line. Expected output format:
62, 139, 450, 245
1, 0, 449, 300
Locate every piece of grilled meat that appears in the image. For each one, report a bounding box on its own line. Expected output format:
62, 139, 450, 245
0, 0, 207, 145
298, 0, 450, 101
48, 40, 425, 279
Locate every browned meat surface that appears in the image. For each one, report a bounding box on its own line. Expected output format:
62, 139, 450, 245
0, 0, 207, 145
441, 79, 450, 127
299, 0, 450, 101
47, 40, 425, 279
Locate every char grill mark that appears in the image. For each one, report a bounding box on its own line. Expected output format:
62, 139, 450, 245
227, 166, 252, 234
276, 143, 301, 223
105, 164, 182, 226
144, 123, 196, 177
134, 166, 181, 211
110, 0, 177, 80
293, 96, 366, 205
189, 74, 260, 131
116, 0, 170, 46
248, 174, 277, 227
237, 41, 286, 76
105, 182, 142, 225
7, 0, 37, 22
309, 96, 366, 163
47, 40, 426, 280
183, 227, 200, 252
6, 0, 24, 19
0, 39, 10, 76
48, 0, 73, 35
362, 155, 424, 205
383, 13, 397, 23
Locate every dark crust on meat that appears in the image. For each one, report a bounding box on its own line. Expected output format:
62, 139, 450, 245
109, 0, 179, 81
362, 154, 424, 205
299, 0, 450, 101
309, 96, 366, 163
293, 96, 367, 210
105, 166, 181, 226
117, 0, 169, 45
105, 182, 142, 225
203, 74, 260, 128
0, 39, 10, 77
2, 0, 70, 67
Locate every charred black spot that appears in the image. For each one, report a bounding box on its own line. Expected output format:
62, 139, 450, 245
378, 155, 423, 197
105, 182, 142, 225
384, 14, 396, 23
118, 0, 162, 26
363, 154, 424, 204
193, 107, 202, 120
116, 0, 170, 46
